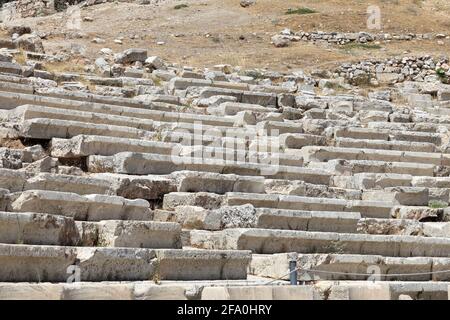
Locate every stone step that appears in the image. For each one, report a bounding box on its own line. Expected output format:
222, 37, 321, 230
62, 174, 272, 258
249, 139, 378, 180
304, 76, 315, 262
37, 86, 181, 111
254, 133, 327, 150
361, 187, 429, 206
0, 211, 181, 248
0, 281, 313, 300
13, 105, 308, 145
309, 159, 436, 176
20, 118, 150, 140
0, 81, 34, 95
335, 138, 437, 153
412, 176, 450, 188
207, 102, 279, 116
87, 152, 332, 183
0, 280, 447, 300
49, 135, 304, 167
50, 135, 180, 158
299, 146, 449, 166
163, 205, 360, 233
357, 218, 450, 237
163, 192, 393, 218
19, 118, 252, 145
92, 220, 181, 248
253, 209, 360, 233
0, 90, 236, 127
367, 121, 440, 134
168, 77, 249, 92
314, 281, 450, 300
179, 146, 304, 167
331, 173, 414, 189
169, 78, 278, 106
12, 104, 156, 132
7, 190, 153, 221
0, 168, 274, 199
0, 80, 173, 110
198, 285, 315, 300
0, 62, 22, 76
0, 244, 250, 282
189, 228, 450, 256
334, 127, 442, 145
250, 253, 450, 281
256, 120, 304, 135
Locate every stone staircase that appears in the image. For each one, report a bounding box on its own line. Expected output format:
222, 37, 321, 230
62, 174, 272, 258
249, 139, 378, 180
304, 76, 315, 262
0, 53, 450, 300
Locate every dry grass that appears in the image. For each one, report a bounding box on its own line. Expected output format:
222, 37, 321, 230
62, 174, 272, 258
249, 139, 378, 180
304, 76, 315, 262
43, 60, 86, 74
285, 7, 318, 15
10, 0, 450, 72
13, 50, 27, 65
0, 138, 26, 149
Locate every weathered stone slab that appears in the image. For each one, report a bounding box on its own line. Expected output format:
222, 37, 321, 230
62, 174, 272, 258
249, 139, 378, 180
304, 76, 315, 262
24, 173, 113, 195
0, 168, 27, 192
391, 206, 444, 222
250, 253, 444, 281
9, 190, 152, 221
190, 228, 450, 256
357, 218, 424, 236
12, 104, 156, 132
20, 118, 148, 140
0, 244, 250, 282
201, 286, 315, 300
0, 283, 64, 300
0, 91, 235, 127
256, 121, 303, 135
169, 171, 264, 194
179, 145, 304, 167
310, 159, 435, 176
96, 220, 181, 249
362, 187, 429, 206
173, 205, 360, 232
336, 138, 436, 153
90, 173, 177, 200
208, 102, 277, 116
87, 152, 330, 182
331, 173, 412, 189
256, 208, 360, 232
0, 211, 79, 246
299, 146, 443, 166
50, 135, 181, 158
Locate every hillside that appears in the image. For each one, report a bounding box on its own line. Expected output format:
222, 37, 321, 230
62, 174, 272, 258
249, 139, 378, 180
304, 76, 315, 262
2, 0, 449, 71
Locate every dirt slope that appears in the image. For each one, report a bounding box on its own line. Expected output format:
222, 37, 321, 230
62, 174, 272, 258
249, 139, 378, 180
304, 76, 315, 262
5, 0, 450, 71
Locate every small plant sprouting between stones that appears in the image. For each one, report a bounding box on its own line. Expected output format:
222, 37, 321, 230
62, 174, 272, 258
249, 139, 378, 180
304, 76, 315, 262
324, 241, 346, 254
428, 200, 448, 209
342, 43, 382, 50
436, 68, 449, 84
174, 4, 189, 10
285, 7, 317, 15
152, 259, 161, 284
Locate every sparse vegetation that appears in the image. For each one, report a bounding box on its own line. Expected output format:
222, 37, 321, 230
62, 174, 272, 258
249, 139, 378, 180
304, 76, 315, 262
174, 4, 188, 10
436, 68, 449, 84
152, 259, 161, 284
151, 128, 164, 142
429, 200, 449, 209
342, 43, 382, 50
44, 60, 86, 74
13, 50, 27, 65
285, 7, 317, 15
324, 241, 346, 254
